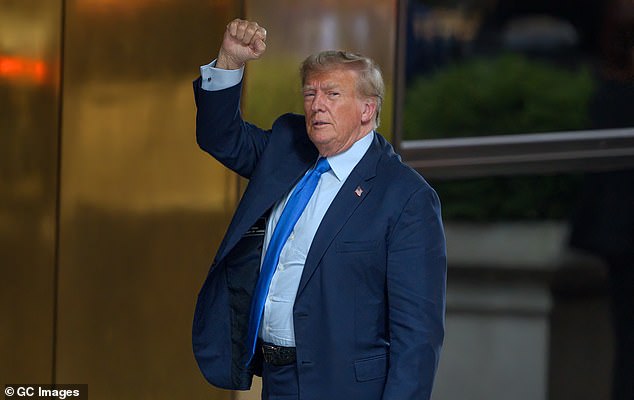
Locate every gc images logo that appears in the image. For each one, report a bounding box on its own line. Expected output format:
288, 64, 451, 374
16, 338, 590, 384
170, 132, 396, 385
4, 385, 86, 399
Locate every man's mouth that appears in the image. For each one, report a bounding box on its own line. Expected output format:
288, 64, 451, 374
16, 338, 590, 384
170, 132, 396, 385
312, 121, 330, 127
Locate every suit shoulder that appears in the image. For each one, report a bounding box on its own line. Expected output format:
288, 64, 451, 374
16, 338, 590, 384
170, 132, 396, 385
272, 113, 305, 132
268, 113, 314, 151
375, 134, 433, 191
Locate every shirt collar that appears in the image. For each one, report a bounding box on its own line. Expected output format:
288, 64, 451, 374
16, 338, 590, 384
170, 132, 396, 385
324, 131, 374, 182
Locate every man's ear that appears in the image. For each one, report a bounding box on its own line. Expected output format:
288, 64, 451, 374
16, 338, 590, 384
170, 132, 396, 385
360, 98, 377, 125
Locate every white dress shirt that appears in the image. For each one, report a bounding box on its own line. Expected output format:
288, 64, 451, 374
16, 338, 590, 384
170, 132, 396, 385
200, 60, 244, 91
200, 60, 374, 346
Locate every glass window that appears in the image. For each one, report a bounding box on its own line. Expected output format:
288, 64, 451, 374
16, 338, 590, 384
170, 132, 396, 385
403, 0, 634, 141
400, 0, 633, 222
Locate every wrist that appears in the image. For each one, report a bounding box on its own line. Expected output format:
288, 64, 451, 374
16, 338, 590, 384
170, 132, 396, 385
216, 51, 244, 70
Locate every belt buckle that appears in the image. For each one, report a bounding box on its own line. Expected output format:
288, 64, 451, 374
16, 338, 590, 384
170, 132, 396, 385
262, 343, 277, 364
262, 343, 295, 366
263, 343, 278, 352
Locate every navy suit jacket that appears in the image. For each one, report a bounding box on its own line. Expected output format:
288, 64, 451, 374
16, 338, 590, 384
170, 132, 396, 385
192, 77, 447, 400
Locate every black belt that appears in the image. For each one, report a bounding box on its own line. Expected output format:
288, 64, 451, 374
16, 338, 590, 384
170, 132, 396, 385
261, 342, 297, 366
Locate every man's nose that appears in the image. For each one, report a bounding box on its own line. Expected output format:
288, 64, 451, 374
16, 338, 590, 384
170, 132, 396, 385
311, 92, 325, 112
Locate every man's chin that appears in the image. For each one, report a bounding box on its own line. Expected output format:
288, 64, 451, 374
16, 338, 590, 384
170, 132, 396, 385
307, 135, 336, 156
307, 130, 332, 145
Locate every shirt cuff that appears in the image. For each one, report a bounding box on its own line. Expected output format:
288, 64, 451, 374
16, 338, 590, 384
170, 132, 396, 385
199, 59, 244, 91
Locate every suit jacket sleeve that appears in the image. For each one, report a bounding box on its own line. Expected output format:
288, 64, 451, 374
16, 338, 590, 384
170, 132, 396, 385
383, 185, 447, 400
193, 77, 270, 179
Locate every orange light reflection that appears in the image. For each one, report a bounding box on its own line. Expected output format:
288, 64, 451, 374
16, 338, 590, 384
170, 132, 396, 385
0, 56, 48, 84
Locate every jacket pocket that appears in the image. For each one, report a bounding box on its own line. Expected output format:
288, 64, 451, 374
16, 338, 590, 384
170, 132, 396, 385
336, 240, 378, 253
354, 353, 388, 382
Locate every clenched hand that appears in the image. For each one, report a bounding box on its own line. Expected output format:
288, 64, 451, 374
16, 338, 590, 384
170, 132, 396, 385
216, 19, 267, 70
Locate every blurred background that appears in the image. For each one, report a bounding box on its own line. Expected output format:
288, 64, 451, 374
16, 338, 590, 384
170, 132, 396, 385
1, 0, 632, 399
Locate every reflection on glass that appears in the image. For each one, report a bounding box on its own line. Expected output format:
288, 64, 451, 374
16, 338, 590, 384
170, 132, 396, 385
403, 0, 633, 222
0, 0, 61, 384
403, 0, 633, 140
55, 1, 238, 398
430, 174, 582, 221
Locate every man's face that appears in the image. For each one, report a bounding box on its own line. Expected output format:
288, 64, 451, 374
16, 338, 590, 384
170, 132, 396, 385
303, 68, 373, 157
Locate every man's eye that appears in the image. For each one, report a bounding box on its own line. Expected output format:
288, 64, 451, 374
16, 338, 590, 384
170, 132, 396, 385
328, 92, 339, 97
304, 93, 315, 98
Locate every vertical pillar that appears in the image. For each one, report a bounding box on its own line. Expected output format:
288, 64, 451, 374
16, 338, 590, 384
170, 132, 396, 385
0, 0, 63, 384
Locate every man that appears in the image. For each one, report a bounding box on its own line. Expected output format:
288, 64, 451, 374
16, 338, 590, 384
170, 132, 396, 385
192, 19, 446, 400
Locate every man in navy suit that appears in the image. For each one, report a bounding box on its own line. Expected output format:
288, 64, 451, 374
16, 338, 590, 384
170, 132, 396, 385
192, 19, 446, 400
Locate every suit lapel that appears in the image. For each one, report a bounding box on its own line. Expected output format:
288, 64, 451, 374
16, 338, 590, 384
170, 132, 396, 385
296, 136, 382, 298
215, 137, 318, 263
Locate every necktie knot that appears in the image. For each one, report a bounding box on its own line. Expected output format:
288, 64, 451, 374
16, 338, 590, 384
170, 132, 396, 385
314, 157, 331, 175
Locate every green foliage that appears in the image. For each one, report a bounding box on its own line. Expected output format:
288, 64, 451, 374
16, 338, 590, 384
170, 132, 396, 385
430, 174, 584, 222
403, 54, 594, 220
404, 54, 593, 139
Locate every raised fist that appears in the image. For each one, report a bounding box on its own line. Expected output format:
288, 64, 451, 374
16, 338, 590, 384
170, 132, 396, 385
216, 19, 267, 70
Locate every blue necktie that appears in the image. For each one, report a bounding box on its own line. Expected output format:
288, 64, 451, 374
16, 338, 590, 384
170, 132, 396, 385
245, 157, 331, 364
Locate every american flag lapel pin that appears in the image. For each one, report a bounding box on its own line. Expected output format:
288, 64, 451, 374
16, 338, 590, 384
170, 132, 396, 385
354, 186, 364, 197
